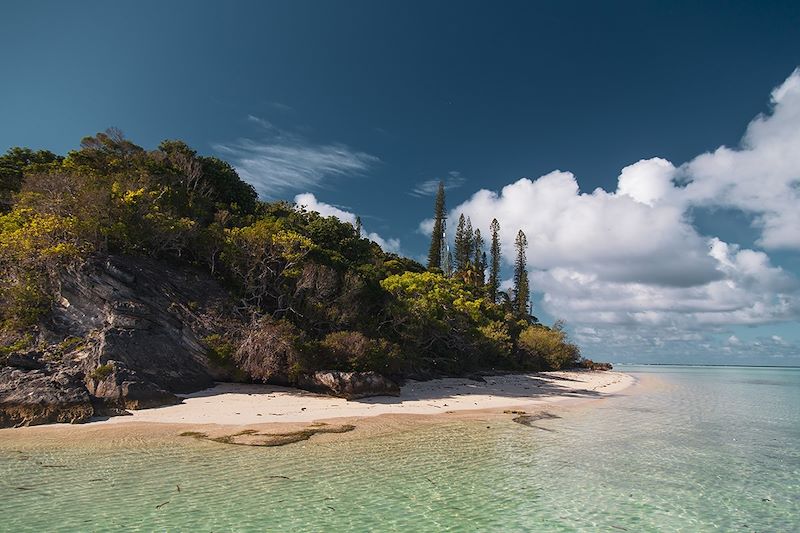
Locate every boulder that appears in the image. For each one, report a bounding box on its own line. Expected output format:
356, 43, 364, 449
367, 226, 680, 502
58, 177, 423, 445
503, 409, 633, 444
0, 367, 94, 428
297, 370, 400, 399
86, 360, 180, 411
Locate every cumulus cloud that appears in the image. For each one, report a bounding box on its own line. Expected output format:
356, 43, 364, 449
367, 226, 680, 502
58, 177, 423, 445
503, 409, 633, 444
681, 67, 800, 249
617, 158, 677, 206
410, 170, 466, 197
214, 119, 379, 199
431, 69, 800, 359
294, 193, 401, 254
451, 171, 721, 287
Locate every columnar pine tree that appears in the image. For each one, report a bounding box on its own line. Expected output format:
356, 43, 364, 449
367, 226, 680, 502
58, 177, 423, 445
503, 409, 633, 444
473, 228, 485, 287
354, 216, 362, 237
488, 218, 501, 302
426, 181, 446, 269
512, 229, 530, 315
454, 214, 467, 272
464, 217, 474, 267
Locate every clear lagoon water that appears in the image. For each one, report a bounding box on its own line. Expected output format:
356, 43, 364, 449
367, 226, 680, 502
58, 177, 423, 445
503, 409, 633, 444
1, 366, 798, 532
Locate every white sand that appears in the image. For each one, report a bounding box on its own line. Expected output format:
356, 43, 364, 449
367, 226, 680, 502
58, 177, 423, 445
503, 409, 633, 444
102, 370, 633, 426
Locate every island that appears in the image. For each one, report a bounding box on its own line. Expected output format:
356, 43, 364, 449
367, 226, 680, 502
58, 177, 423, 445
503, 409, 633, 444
0, 131, 618, 430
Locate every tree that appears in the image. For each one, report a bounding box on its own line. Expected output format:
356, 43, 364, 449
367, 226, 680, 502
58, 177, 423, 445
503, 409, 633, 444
354, 215, 363, 237
0, 147, 62, 211
512, 229, 529, 315
488, 218, 501, 302
454, 214, 467, 272
473, 229, 485, 287
426, 181, 446, 269
464, 217, 474, 269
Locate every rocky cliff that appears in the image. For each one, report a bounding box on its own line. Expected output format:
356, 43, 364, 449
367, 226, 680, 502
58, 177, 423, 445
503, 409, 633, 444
0, 255, 401, 428
0, 255, 235, 427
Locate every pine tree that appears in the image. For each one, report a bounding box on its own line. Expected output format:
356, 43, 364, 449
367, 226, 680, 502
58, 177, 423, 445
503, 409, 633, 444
488, 218, 501, 302
426, 181, 446, 269
473, 228, 485, 287
454, 213, 467, 272
464, 217, 474, 268
512, 229, 530, 315
354, 216, 362, 237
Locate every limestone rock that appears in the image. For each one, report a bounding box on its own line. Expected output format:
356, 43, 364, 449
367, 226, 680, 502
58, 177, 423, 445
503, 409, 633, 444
297, 370, 400, 399
86, 360, 180, 411
0, 367, 94, 427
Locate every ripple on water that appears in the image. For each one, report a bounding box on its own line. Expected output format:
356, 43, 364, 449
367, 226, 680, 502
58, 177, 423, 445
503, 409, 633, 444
1, 366, 799, 532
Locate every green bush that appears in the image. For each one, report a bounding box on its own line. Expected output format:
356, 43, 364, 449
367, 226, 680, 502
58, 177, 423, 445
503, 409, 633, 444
89, 363, 114, 381
203, 334, 237, 366
319, 330, 403, 374
518, 324, 581, 370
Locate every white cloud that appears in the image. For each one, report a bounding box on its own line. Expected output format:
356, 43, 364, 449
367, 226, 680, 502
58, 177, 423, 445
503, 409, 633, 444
214, 120, 379, 199
451, 171, 721, 287
617, 157, 677, 206
411, 170, 466, 197
294, 193, 401, 254
681, 67, 800, 249
246, 114, 274, 130
429, 69, 800, 358
418, 217, 435, 236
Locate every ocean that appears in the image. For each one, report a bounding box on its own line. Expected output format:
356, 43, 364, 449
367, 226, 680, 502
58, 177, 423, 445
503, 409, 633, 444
1, 365, 798, 532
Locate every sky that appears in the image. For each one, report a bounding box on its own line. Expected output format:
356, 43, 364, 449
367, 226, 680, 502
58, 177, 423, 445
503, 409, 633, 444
2, 1, 800, 365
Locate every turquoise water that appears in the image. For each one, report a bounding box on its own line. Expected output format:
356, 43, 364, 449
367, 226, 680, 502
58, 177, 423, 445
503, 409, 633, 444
1, 366, 798, 532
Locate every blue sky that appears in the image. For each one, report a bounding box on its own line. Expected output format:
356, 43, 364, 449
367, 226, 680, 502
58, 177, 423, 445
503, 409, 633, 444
2, 1, 799, 364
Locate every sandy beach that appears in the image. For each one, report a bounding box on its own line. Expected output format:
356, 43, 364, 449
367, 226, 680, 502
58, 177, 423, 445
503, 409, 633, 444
97, 369, 634, 427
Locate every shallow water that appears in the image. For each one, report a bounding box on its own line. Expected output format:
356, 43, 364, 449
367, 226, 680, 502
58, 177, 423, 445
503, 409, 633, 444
1, 366, 798, 532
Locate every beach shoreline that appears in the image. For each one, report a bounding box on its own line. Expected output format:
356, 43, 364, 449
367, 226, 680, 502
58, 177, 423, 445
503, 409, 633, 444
0, 370, 635, 444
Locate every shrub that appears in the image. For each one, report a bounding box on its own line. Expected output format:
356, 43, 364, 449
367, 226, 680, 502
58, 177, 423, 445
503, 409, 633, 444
89, 363, 114, 381
203, 333, 237, 366
518, 324, 581, 370
319, 330, 402, 374
233, 317, 305, 383
476, 320, 514, 365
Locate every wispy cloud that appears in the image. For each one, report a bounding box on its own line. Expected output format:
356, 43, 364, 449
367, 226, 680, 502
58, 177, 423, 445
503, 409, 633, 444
213, 119, 379, 199
410, 170, 466, 197
246, 114, 274, 130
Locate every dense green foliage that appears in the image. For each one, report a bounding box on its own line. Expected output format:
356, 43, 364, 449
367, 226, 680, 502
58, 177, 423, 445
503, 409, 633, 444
513, 230, 530, 315
1, 130, 582, 378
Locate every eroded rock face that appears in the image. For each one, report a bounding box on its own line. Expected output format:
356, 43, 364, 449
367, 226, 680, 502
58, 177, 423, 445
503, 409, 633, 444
86, 360, 180, 412
54, 256, 228, 393
297, 370, 400, 400
0, 367, 94, 427
1, 254, 237, 428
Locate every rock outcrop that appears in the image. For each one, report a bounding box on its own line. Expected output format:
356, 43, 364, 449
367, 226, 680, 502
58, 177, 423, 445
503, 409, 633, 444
0, 366, 94, 427
85, 360, 180, 412
297, 370, 400, 400
1, 255, 238, 428
0, 255, 404, 428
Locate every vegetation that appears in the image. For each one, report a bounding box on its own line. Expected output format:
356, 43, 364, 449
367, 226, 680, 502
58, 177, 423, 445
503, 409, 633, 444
426, 181, 446, 270
89, 363, 114, 382
512, 230, 530, 315
488, 218, 501, 303
0, 130, 587, 379
518, 321, 581, 370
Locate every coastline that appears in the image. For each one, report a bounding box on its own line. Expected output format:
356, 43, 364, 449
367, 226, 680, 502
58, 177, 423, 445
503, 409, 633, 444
0, 370, 635, 444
